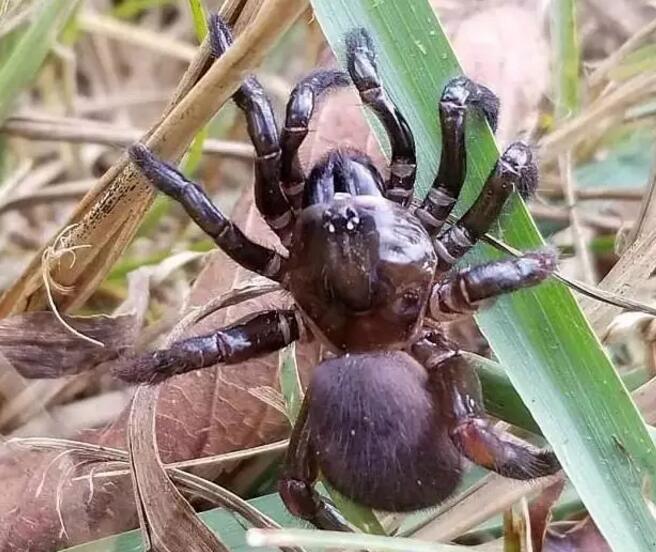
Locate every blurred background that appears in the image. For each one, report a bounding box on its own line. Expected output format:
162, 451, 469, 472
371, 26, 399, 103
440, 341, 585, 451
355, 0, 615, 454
0, 0, 656, 550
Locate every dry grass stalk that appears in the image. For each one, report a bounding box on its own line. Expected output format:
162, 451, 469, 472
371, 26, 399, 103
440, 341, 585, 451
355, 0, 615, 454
539, 71, 656, 163
2, 115, 254, 159
0, 0, 307, 317
581, 148, 656, 333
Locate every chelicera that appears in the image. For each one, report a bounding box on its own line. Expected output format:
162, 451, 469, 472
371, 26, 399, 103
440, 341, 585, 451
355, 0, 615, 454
122, 15, 560, 530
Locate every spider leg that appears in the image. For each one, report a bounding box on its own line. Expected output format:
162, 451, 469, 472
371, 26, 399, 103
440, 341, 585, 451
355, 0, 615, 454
345, 28, 416, 206
432, 142, 538, 273
416, 76, 499, 235
208, 14, 294, 245
412, 331, 560, 479
429, 249, 556, 319
112, 309, 299, 384
279, 390, 352, 531
129, 144, 286, 281
280, 70, 350, 211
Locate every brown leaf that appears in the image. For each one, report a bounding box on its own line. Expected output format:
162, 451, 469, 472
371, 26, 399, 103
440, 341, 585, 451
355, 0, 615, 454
0, 192, 318, 552
128, 386, 229, 552
0, 311, 135, 378
528, 479, 566, 552
544, 517, 612, 552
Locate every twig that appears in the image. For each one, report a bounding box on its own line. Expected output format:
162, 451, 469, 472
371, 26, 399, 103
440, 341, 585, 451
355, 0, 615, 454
2, 115, 254, 159
530, 203, 624, 233
0, 180, 94, 215
588, 18, 656, 87
537, 185, 644, 201
540, 71, 656, 162
559, 152, 597, 282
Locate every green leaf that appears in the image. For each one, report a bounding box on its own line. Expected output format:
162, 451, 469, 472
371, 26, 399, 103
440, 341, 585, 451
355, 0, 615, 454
0, 0, 80, 123
310, 1, 656, 550
59, 493, 302, 552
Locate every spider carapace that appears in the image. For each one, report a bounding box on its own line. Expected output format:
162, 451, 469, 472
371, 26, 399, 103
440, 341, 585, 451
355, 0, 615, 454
122, 15, 560, 531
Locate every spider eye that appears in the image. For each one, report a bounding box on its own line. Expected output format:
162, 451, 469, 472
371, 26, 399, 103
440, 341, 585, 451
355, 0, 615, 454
394, 290, 421, 317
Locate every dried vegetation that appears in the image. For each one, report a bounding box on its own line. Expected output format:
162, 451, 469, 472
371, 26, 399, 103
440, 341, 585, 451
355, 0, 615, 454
0, 0, 655, 550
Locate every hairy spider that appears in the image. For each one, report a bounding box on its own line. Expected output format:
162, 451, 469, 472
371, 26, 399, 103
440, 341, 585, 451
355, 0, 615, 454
122, 15, 560, 530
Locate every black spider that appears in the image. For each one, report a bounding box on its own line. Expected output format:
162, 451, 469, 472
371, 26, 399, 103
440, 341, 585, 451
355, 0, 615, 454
122, 15, 559, 530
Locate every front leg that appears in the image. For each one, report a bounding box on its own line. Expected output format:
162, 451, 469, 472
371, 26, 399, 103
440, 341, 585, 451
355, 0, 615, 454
430, 249, 556, 320
411, 331, 560, 479
129, 144, 286, 281
416, 76, 499, 235
112, 309, 299, 384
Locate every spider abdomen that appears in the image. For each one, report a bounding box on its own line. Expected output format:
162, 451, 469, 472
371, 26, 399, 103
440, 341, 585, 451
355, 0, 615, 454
308, 351, 462, 511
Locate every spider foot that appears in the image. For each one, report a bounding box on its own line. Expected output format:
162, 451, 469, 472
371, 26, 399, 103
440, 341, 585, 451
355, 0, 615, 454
279, 478, 352, 531
442, 76, 499, 133
451, 417, 561, 479
499, 141, 538, 199
345, 27, 378, 93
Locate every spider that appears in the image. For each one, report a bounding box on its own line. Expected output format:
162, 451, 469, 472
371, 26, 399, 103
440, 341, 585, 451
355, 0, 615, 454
122, 15, 560, 530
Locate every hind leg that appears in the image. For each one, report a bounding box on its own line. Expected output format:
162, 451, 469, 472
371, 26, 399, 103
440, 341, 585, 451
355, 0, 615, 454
412, 330, 560, 479
279, 390, 352, 531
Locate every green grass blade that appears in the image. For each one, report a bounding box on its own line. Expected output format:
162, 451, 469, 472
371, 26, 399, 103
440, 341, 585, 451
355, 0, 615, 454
0, 0, 80, 123
182, 0, 209, 176
551, 0, 581, 117
187, 0, 208, 40
310, 1, 656, 550
59, 493, 302, 552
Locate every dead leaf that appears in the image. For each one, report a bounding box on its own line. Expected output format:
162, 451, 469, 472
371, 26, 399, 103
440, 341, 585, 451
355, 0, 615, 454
128, 385, 229, 552
0, 187, 319, 550
528, 479, 566, 552
0, 311, 135, 378
544, 517, 612, 552
0, 0, 305, 317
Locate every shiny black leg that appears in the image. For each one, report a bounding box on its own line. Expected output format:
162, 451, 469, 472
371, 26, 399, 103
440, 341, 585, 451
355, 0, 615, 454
129, 144, 286, 281
429, 250, 556, 319
208, 14, 294, 245
416, 76, 499, 235
432, 142, 538, 273
345, 28, 416, 206
112, 310, 299, 384
279, 391, 352, 531
412, 331, 560, 479
281, 70, 350, 211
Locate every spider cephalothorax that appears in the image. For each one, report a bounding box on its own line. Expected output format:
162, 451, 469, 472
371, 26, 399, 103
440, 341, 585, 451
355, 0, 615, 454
122, 15, 559, 530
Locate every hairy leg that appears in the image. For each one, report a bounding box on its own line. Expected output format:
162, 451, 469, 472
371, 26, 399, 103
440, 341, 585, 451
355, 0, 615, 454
429, 249, 556, 319
129, 144, 286, 280
416, 76, 499, 234
113, 309, 299, 384
279, 390, 352, 531
281, 70, 350, 211
208, 14, 294, 244
345, 28, 417, 205
431, 142, 538, 273
411, 330, 560, 479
